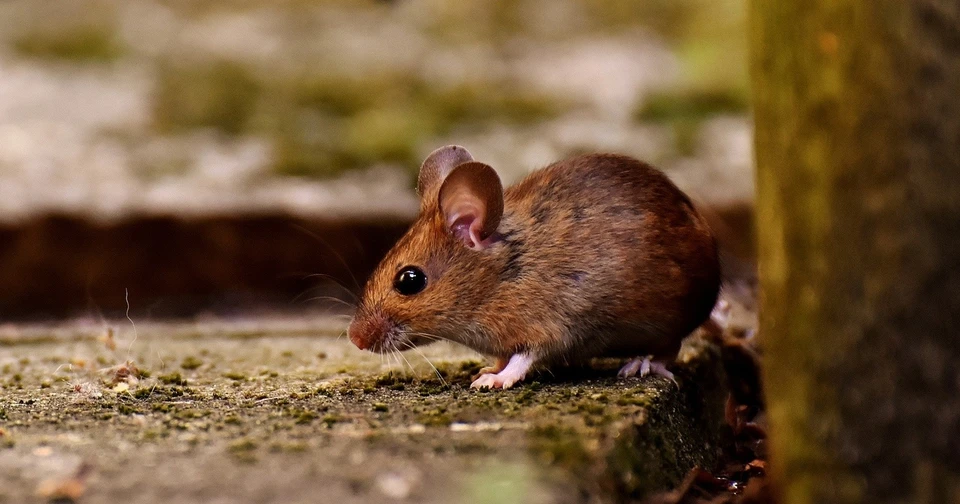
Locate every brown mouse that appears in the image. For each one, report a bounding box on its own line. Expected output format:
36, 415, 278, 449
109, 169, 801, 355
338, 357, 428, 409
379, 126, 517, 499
348, 145, 720, 389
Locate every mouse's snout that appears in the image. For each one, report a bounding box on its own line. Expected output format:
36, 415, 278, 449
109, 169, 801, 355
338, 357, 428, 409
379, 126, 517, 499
348, 310, 392, 352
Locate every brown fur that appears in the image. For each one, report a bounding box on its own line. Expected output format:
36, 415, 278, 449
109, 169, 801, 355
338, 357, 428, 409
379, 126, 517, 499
350, 150, 721, 370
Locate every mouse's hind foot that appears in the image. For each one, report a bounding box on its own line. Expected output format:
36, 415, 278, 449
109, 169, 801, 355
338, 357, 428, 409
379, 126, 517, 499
618, 356, 677, 387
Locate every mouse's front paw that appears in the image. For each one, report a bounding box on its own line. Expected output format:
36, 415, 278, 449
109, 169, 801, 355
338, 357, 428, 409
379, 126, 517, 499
470, 373, 519, 390
471, 358, 509, 382
470, 373, 517, 390
470, 373, 498, 389
470, 353, 534, 390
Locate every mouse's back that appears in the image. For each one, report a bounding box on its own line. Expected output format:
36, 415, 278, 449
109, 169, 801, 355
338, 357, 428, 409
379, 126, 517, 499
484, 153, 721, 359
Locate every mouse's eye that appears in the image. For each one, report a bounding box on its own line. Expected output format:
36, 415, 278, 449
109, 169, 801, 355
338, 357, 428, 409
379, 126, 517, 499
394, 266, 427, 296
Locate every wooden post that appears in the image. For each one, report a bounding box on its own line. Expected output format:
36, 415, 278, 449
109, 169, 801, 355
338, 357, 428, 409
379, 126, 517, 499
751, 1, 960, 502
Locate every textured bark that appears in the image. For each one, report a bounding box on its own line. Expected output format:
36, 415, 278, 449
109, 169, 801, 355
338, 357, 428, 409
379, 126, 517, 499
750, 1, 960, 503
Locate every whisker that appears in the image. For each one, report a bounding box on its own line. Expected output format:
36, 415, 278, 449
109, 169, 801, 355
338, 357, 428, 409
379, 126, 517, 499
391, 349, 405, 375
300, 296, 357, 311
402, 341, 446, 387
297, 273, 360, 302
290, 224, 363, 291
405, 331, 445, 343
394, 348, 416, 376
383, 347, 393, 371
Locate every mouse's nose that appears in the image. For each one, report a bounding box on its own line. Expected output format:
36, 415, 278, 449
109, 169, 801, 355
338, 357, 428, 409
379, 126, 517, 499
348, 311, 389, 351
347, 319, 370, 350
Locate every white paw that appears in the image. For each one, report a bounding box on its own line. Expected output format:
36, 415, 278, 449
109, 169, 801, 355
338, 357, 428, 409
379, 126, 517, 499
470, 373, 520, 390
470, 373, 500, 389
469, 353, 533, 390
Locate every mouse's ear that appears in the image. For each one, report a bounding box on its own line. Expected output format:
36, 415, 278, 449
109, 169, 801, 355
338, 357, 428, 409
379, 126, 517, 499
438, 161, 503, 250
417, 145, 474, 199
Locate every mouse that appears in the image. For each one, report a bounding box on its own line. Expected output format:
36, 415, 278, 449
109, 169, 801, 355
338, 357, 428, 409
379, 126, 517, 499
348, 145, 721, 389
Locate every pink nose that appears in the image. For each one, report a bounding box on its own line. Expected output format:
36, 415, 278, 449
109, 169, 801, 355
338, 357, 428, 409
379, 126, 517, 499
348, 312, 389, 351
348, 320, 370, 350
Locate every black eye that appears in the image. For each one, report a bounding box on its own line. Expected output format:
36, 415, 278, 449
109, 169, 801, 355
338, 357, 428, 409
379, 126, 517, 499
394, 266, 427, 296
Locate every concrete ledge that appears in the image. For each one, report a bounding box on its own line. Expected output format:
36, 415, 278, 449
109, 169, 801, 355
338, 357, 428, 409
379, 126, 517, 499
0, 320, 728, 503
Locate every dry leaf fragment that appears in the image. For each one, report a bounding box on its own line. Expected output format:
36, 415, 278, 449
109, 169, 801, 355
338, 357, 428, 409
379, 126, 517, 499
101, 361, 140, 386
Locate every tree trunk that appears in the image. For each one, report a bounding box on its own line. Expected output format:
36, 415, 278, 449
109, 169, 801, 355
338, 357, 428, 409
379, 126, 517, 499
750, 1, 960, 503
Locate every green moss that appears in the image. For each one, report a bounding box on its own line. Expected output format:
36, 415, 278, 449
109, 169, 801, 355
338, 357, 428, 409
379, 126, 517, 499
116, 404, 139, 415
576, 401, 606, 416
158, 372, 187, 386
293, 410, 316, 425
174, 409, 209, 420
637, 88, 748, 123
374, 373, 415, 387
12, 25, 124, 62
152, 60, 262, 135
342, 106, 433, 166
419, 407, 453, 427
181, 356, 204, 370
162, 386, 187, 398
462, 462, 535, 504
529, 424, 592, 470
285, 73, 399, 117
636, 88, 748, 156
267, 103, 435, 179
426, 82, 560, 126
580, 0, 693, 38
152, 62, 562, 178
223, 372, 247, 381
230, 439, 257, 450
228, 438, 258, 461
270, 441, 308, 453
418, 383, 451, 396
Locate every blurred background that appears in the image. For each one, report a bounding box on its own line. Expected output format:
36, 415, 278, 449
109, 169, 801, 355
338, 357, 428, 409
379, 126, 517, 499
0, 0, 753, 321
